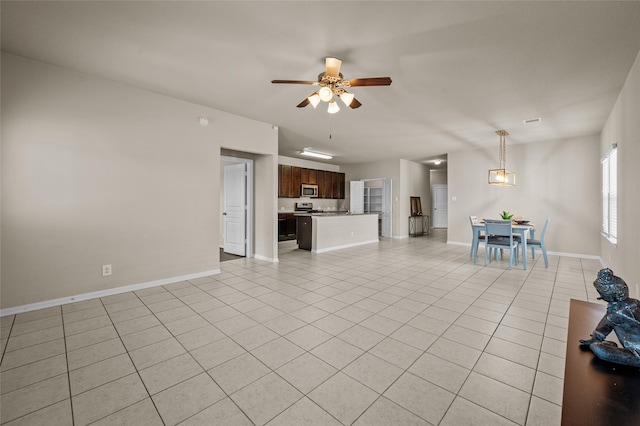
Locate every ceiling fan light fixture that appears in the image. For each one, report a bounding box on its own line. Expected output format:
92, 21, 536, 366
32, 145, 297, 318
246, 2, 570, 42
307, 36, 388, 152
339, 92, 355, 107
301, 149, 332, 160
272, 58, 391, 112
308, 92, 321, 108
318, 86, 333, 102
327, 99, 340, 114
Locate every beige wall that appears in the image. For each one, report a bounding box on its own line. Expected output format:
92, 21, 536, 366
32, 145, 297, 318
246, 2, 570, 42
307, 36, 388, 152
1, 53, 278, 309
254, 154, 278, 261
342, 159, 401, 237
343, 158, 431, 238
600, 50, 640, 296
401, 159, 431, 228
448, 135, 601, 256
430, 170, 447, 185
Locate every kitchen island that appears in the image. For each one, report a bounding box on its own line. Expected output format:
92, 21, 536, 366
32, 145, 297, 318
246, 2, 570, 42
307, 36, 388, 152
296, 213, 379, 253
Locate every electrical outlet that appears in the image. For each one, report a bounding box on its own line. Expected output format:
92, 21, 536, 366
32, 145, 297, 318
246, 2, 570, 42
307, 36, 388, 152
102, 264, 112, 277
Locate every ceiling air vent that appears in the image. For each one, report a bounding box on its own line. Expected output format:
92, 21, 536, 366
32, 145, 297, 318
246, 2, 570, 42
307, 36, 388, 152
523, 117, 541, 124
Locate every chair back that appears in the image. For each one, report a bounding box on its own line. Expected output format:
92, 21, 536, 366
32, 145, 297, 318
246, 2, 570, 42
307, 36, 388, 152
539, 219, 550, 242
484, 220, 513, 238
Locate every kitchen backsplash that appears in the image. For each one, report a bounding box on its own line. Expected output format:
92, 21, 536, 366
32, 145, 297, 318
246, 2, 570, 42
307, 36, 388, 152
278, 197, 348, 212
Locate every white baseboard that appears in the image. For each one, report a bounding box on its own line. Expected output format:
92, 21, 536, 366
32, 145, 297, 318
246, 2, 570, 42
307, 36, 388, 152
447, 241, 602, 260
312, 239, 379, 254
0, 269, 221, 317
253, 254, 278, 263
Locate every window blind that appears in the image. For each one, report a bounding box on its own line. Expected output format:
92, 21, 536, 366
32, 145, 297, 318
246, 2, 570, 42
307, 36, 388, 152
601, 145, 617, 243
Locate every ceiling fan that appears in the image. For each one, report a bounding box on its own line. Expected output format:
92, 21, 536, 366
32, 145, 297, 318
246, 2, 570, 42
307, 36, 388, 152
271, 57, 392, 113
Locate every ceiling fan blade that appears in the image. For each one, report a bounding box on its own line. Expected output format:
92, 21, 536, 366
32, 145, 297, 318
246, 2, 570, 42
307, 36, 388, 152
271, 80, 316, 85
325, 57, 342, 78
296, 98, 310, 108
349, 98, 362, 109
348, 77, 392, 87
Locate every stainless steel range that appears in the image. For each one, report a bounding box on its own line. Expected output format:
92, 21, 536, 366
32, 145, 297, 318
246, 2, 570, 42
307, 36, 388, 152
295, 202, 313, 212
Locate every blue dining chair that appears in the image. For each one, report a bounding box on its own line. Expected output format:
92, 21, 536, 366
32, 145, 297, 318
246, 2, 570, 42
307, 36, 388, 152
469, 216, 484, 259
528, 219, 550, 268
484, 220, 519, 270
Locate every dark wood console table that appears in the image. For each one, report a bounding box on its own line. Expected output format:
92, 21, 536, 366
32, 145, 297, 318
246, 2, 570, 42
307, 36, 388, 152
562, 299, 640, 425
408, 214, 429, 237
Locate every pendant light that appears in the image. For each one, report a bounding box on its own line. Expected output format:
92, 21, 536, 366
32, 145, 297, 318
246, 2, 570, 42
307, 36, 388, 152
488, 130, 516, 186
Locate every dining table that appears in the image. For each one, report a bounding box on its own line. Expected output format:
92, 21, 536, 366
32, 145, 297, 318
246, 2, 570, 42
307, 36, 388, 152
471, 220, 535, 270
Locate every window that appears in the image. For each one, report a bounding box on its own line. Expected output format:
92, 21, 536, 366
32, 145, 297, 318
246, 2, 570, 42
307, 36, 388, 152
601, 144, 617, 244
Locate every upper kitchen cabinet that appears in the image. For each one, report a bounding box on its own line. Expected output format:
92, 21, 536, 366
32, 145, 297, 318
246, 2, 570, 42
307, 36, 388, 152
291, 167, 301, 197
322, 171, 333, 198
278, 165, 345, 199
333, 172, 345, 199
308, 169, 318, 184
278, 165, 290, 198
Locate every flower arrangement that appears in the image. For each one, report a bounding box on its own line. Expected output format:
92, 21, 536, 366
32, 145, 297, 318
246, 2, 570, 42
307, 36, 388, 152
500, 211, 514, 220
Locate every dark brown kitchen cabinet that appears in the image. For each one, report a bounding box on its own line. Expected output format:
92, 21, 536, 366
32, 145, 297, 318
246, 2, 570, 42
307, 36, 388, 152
308, 169, 317, 184
315, 171, 324, 197
278, 213, 297, 241
333, 172, 345, 199
322, 171, 332, 198
291, 167, 301, 197
278, 165, 345, 199
301, 168, 309, 185
278, 165, 291, 198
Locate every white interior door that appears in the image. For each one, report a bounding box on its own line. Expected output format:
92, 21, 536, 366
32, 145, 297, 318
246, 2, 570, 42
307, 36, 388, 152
381, 179, 392, 237
432, 184, 448, 228
224, 163, 246, 256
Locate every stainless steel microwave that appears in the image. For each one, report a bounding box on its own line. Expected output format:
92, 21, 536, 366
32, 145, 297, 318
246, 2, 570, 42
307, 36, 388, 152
301, 184, 318, 197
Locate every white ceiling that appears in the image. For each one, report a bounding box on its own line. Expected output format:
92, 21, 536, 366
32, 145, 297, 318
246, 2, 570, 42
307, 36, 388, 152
2, 1, 639, 167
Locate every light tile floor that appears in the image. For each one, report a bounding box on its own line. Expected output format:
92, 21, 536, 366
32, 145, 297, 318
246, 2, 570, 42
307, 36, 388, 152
1, 230, 603, 425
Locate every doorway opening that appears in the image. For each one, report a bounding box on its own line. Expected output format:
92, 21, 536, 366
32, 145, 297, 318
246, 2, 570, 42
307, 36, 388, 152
431, 184, 448, 228
220, 248, 244, 262
221, 155, 254, 259
361, 178, 392, 238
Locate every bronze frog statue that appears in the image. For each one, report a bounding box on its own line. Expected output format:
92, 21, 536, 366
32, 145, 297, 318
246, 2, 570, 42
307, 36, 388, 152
579, 268, 640, 368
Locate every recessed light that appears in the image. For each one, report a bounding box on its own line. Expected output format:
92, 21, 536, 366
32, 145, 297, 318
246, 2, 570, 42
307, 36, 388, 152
523, 117, 541, 124
433, 160, 442, 165
198, 116, 209, 126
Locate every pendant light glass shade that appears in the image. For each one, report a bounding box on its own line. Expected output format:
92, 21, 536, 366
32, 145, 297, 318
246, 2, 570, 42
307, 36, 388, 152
488, 130, 516, 186
488, 168, 516, 185
327, 99, 340, 114
319, 86, 333, 102
339, 92, 355, 106
308, 92, 321, 108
